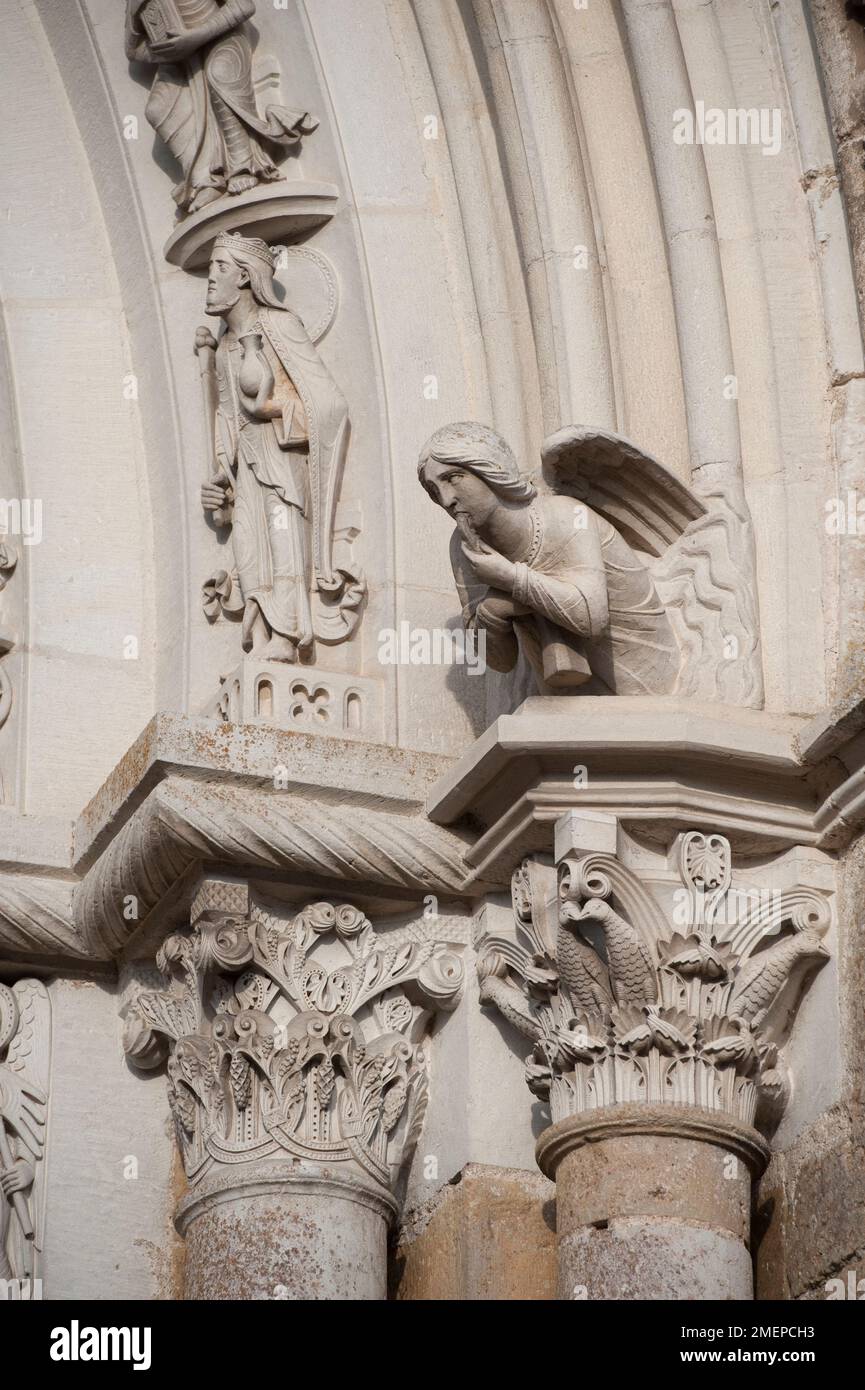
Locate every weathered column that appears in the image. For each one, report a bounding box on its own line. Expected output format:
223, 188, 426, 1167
175, 1167, 395, 1301
537, 1105, 766, 1301
476, 812, 830, 1301
123, 875, 463, 1300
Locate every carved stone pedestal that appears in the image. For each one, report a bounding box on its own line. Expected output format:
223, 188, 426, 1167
176, 1167, 396, 1301
537, 1105, 768, 1301
205, 659, 383, 742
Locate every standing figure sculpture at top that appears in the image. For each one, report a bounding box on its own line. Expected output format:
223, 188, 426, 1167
418, 421, 762, 702
126, 0, 318, 217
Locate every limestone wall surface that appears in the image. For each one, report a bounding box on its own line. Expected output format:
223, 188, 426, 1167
0, 0, 864, 1303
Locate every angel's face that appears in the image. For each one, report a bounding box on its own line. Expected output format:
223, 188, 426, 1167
421, 459, 498, 530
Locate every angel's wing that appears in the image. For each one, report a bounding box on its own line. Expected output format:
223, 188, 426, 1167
4, 979, 51, 1262
0, 1065, 46, 1157
7, 980, 52, 1109
541, 426, 763, 707
541, 426, 705, 557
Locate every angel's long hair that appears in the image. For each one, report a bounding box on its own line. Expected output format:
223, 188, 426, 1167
418, 421, 536, 504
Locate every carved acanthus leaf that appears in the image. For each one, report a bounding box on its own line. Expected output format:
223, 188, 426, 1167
124, 898, 464, 1190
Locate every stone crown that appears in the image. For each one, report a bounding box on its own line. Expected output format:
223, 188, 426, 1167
213, 231, 277, 270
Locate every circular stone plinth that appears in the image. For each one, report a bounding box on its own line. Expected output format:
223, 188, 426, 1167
536, 1102, 770, 1181
164, 180, 340, 270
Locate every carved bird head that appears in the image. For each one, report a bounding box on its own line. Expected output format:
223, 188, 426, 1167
561, 897, 612, 929
797, 927, 830, 960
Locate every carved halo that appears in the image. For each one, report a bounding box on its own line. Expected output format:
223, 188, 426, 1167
274, 246, 339, 343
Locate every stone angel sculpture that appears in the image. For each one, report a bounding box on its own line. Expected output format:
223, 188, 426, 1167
196, 232, 364, 661
417, 421, 762, 703
125, 0, 317, 217
0, 980, 50, 1288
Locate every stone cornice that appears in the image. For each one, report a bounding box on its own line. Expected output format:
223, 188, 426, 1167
72, 714, 458, 872
426, 697, 865, 881
0, 715, 485, 965
6, 699, 865, 967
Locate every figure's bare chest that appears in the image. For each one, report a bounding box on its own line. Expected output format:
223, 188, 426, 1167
217, 330, 308, 435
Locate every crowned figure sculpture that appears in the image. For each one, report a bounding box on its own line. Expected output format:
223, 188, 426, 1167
196, 232, 363, 664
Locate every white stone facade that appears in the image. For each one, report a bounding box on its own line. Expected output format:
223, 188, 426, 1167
1, 0, 865, 1304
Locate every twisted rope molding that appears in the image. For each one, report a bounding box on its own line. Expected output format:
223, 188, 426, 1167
70, 775, 495, 959
0, 875, 81, 960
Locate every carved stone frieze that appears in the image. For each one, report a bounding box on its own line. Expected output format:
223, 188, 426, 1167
477, 832, 830, 1134
123, 882, 464, 1192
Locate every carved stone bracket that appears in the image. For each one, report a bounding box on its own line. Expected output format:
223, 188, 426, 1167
164, 181, 338, 271
123, 877, 464, 1196
477, 825, 831, 1137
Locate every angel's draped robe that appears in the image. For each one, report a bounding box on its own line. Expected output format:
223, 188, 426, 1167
450, 494, 679, 695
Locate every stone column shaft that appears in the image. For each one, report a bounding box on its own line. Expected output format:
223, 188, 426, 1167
537, 1105, 767, 1301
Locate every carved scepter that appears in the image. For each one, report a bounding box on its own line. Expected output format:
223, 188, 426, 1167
195, 329, 219, 475
0, 1120, 33, 1241
194, 328, 232, 527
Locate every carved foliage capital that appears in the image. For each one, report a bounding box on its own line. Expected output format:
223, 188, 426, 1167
123, 887, 463, 1193
477, 833, 831, 1134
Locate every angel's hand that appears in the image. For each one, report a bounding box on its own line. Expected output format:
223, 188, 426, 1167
461, 543, 516, 592
477, 591, 531, 622
0, 1159, 34, 1196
